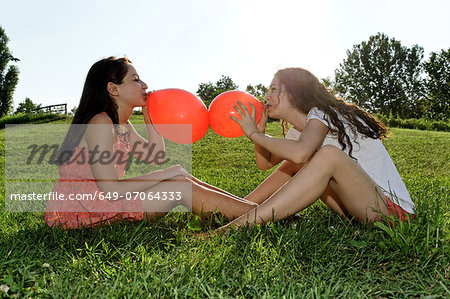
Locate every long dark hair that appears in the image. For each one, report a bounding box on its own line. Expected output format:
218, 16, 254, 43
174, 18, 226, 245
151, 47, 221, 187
276, 68, 387, 159
55, 56, 131, 165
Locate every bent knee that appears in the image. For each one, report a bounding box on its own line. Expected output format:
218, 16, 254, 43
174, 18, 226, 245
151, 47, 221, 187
316, 145, 342, 156
311, 145, 345, 164
307, 145, 352, 175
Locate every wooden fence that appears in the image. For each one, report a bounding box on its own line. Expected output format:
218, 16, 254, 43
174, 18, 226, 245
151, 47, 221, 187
34, 104, 67, 114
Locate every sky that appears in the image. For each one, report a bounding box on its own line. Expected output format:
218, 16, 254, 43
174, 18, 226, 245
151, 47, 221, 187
1, 0, 449, 111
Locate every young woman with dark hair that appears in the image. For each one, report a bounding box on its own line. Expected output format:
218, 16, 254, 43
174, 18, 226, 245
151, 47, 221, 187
45, 56, 256, 229
221, 67, 415, 230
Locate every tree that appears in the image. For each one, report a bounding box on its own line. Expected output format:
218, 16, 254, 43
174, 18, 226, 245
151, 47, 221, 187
246, 84, 268, 102
15, 97, 41, 114
423, 48, 449, 120
197, 75, 238, 107
333, 33, 424, 118
0, 26, 19, 118
321, 77, 334, 90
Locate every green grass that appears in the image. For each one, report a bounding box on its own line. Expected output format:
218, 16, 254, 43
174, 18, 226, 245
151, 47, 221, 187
0, 116, 449, 298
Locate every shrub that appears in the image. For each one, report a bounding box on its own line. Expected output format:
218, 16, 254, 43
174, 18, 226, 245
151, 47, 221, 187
375, 113, 450, 132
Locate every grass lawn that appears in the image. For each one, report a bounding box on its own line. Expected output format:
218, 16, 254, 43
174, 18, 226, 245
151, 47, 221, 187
0, 115, 449, 298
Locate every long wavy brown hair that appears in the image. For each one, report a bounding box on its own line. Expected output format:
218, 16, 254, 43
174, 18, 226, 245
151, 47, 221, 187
276, 68, 387, 159
55, 56, 131, 165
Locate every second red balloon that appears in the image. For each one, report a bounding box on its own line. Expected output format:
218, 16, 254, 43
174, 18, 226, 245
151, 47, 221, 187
209, 91, 263, 138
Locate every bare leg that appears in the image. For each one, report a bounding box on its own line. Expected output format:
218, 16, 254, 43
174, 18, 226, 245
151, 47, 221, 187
185, 176, 244, 201
221, 145, 389, 230
245, 160, 348, 216
320, 186, 348, 217
142, 176, 257, 221
245, 159, 348, 216
245, 160, 304, 204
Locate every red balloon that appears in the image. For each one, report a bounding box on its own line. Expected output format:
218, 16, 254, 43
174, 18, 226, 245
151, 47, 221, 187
147, 89, 209, 144
209, 90, 263, 138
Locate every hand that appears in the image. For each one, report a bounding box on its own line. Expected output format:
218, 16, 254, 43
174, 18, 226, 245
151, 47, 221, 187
142, 103, 153, 124
230, 101, 259, 139
143, 99, 163, 139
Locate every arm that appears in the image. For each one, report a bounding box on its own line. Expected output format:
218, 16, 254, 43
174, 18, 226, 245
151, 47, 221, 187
86, 114, 186, 198
253, 107, 284, 170
127, 105, 166, 164
250, 120, 327, 164
231, 102, 328, 164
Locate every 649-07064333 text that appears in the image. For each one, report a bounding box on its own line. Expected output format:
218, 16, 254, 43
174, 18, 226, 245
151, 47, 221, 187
9, 191, 182, 202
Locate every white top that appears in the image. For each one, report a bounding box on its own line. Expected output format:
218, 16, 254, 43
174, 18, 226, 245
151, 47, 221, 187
285, 107, 415, 214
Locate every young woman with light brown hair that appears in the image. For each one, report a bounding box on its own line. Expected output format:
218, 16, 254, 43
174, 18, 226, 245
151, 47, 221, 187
222, 67, 415, 230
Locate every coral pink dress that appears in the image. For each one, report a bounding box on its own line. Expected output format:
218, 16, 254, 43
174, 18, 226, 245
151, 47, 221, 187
44, 126, 144, 229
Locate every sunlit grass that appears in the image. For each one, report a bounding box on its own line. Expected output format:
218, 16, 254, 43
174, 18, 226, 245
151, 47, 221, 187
0, 117, 448, 297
